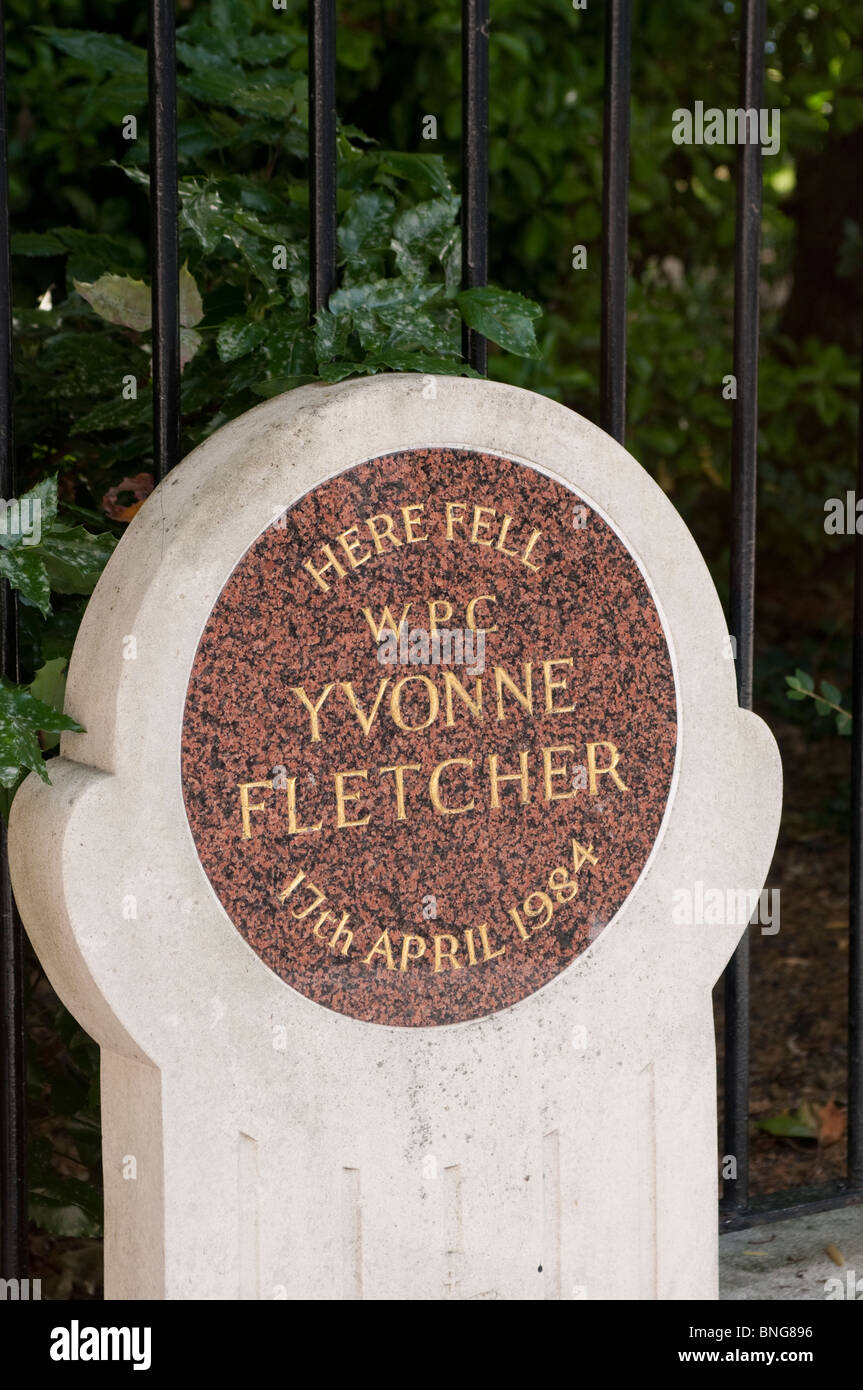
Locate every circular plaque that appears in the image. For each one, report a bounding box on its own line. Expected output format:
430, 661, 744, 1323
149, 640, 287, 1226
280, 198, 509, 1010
181, 447, 677, 1026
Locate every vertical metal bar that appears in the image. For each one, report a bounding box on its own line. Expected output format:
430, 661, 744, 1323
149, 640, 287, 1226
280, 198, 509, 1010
148, 0, 180, 483
309, 0, 337, 319
724, 0, 766, 1214
0, 0, 27, 1278
461, 0, 489, 376
599, 0, 631, 443
849, 360, 863, 1185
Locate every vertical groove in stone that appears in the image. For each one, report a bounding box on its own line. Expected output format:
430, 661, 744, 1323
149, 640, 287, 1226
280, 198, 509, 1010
637, 1062, 658, 1299
341, 1166, 363, 1299
443, 1163, 464, 1297
542, 1129, 561, 1299
238, 1131, 259, 1300
237, 1128, 257, 1301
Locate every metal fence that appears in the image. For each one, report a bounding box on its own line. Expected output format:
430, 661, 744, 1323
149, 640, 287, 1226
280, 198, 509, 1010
1, 0, 862, 1282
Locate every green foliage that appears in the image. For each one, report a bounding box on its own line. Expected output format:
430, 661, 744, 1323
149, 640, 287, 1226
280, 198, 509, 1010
27, 980, 103, 1238
8, 0, 863, 1245
0, 677, 82, 788
785, 669, 852, 735
5, 0, 542, 1241
6, 0, 539, 805
757, 1101, 819, 1140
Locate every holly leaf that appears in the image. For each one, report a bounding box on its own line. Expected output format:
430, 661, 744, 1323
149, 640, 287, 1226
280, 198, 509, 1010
0, 678, 83, 789
456, 286, 542, 359
216, 317, 265, 362
0, 474, 59, 548
377, 152, 453, 199
38, 524, 116, 596
313, 306, 351, 362
338, 190, 395, 258
0, 547, 51, 615
374, 351, 478, 376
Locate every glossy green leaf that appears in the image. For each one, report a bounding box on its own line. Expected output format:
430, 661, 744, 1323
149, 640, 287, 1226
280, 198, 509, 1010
38, 525, 117, 596
0, 677, 83, 788
456, 286, 542, 359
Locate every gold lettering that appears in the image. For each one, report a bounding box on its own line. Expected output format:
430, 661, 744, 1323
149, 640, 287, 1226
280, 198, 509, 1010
466, 593, 498, 633
494, 514, 520, 558
238, 780, 271, 838
427, 598, 453, 634
290, 683, 335, 742
360, 603, 411, 642
400, 934, 426, 971
277, 870, 306, 904
364, 930, 396, 969
340, 679, 390, 736
543, 657, 576, 714
289, 879, 327, 919
303, 544, 348, 593
391, 674, 439, 732
365, 512, 403, 555
488, 751, 530, 808
429, 758, 475, 815
478, 921, 506, 961
378, 763, 422, 820
542, 744, 576, 802
286, 778, 323, 836
465, 927, 478, 965
470, 504, 497, 544
445, 501, 467, 539
312, 910, 332, 940
494, 663, 533, 720
329, 914, 353, 956
521, 528, 542, 572
507, 904, 530, 941
433, 934, 461, 973
312, 910, 352, 953
337, 525, 372, 570
401, 503, 428, 543
443, 671, 482, 726
334, 769, 370, 829
587, 741, 629, 794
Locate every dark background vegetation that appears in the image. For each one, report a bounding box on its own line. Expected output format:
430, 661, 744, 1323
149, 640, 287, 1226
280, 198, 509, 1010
4, 0, 861, 1294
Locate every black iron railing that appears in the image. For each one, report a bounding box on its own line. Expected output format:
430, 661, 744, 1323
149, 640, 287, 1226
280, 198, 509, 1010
0, 0, 26, 1283
2, 0, 863, 1280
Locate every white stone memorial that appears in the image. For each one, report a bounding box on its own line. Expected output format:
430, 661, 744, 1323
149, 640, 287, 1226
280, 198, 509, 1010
9, 375, 781, 1300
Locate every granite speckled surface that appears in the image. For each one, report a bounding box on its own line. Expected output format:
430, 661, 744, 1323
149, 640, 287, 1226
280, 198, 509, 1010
181, 447, 677, 1025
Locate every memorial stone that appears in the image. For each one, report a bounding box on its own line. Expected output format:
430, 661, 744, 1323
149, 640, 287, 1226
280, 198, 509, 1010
9, 375, 782, 1300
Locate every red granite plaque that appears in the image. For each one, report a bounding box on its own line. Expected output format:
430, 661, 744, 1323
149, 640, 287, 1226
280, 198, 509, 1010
181, 448, 678, 1026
